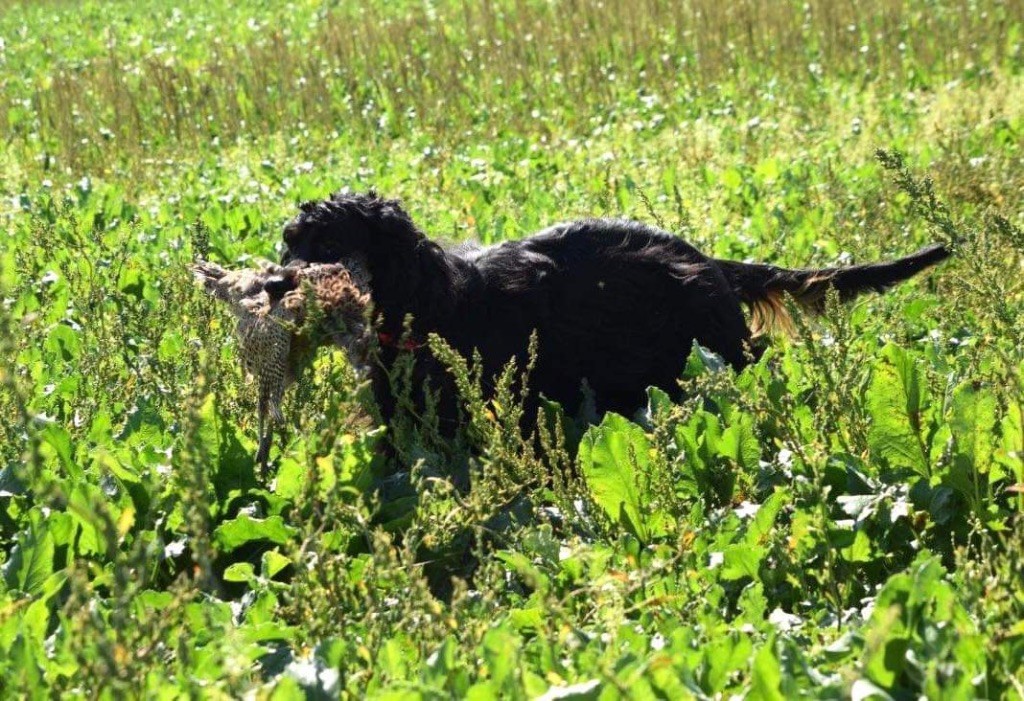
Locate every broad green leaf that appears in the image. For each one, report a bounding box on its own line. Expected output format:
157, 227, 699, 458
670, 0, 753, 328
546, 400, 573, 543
645, 386, 675, 420
866, 344, 931, 476
508, 607, 544, 631
44, 323, 80, 361
7, 636, 43, 694
860, 558, 962, 688
579, 413, 670, 542
495, 550, 548, 592
118, 267, 147, 301
864, 628, 910, 689
996, 401, 1022, 477
223, 562, 256, 583
746, 489, 788, 546
720, 543, 762, 581
3, 572, 61, 653
157, 331, 185, 362
840, 530, 873, 563
482, 624, 519, 686
261, 550, 291, 579
93, 450, 140, 486
118, 399, 167, 447
748, 638, 785, 701
240, 621, 297, 644
274, 456, 307, 499
718, 415, 761, 470
755, 157, 780, 182
39, 424, 81, 480
136, 590, 175, 612
738, 582, 768, 627
704, 633, 753, 692
67, 486, 108, 556
378, 634, 416, 680
466, 682, 503, 700
950, 384, 999, 479
196, 394, 257, 498
245, 590, 279, 626
685, 341, 727, 378
269, 676, 306, 701
336, 431, 378, 492
4, 525, 55, 596
213, 514, 297, 551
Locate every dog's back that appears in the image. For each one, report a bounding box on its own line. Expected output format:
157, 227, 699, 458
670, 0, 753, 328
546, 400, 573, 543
451, 220, 753, 414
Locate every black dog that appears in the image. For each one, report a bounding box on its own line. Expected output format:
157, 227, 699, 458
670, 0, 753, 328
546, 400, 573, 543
273, 191, 949, 428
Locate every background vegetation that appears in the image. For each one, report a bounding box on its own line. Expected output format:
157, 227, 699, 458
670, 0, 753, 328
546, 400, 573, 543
1, 0, 1022, 697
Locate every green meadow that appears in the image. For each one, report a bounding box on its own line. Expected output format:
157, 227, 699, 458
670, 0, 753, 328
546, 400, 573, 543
1, 0, 1022, 697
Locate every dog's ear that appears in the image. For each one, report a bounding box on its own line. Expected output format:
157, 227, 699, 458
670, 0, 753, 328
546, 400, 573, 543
322, 192, 423, 267
364, 197, 423, 271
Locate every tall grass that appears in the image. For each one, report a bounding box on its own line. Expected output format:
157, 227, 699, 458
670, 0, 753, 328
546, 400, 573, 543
3, 0, 1020, 175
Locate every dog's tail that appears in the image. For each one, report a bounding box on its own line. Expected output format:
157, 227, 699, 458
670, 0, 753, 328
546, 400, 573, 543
716, 244, 951, 335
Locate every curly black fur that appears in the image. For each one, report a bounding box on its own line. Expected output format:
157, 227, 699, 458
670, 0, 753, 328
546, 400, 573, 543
278, 190, 950, 428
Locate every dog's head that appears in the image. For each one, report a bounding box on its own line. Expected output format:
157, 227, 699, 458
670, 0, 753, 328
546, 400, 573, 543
281, 190, 421, 269
280, 190, 456, 334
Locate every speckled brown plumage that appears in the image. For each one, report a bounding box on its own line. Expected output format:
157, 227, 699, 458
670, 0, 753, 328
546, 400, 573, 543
192, 260, 370, 475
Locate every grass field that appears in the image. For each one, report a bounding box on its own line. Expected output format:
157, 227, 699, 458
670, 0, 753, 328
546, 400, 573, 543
1, 0, 1022, 697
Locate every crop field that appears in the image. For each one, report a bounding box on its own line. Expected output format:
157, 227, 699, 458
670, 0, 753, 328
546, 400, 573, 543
1, 0, 1023, 697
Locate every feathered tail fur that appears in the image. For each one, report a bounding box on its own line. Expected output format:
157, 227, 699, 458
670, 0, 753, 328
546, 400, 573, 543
716, 244, 951, 335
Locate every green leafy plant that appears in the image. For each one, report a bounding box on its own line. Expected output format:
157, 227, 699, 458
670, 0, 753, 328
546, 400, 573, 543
0, 0, 1022, 697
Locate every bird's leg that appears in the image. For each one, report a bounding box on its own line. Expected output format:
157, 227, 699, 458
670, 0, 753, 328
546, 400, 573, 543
256, 431, 273, 481
255, 395, 272, 480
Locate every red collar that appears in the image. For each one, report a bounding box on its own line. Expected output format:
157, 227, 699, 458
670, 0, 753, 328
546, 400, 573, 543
377, 331, 424, 351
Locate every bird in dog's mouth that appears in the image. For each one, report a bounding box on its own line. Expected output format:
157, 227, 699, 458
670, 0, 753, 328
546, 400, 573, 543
192, 259, 371, 476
